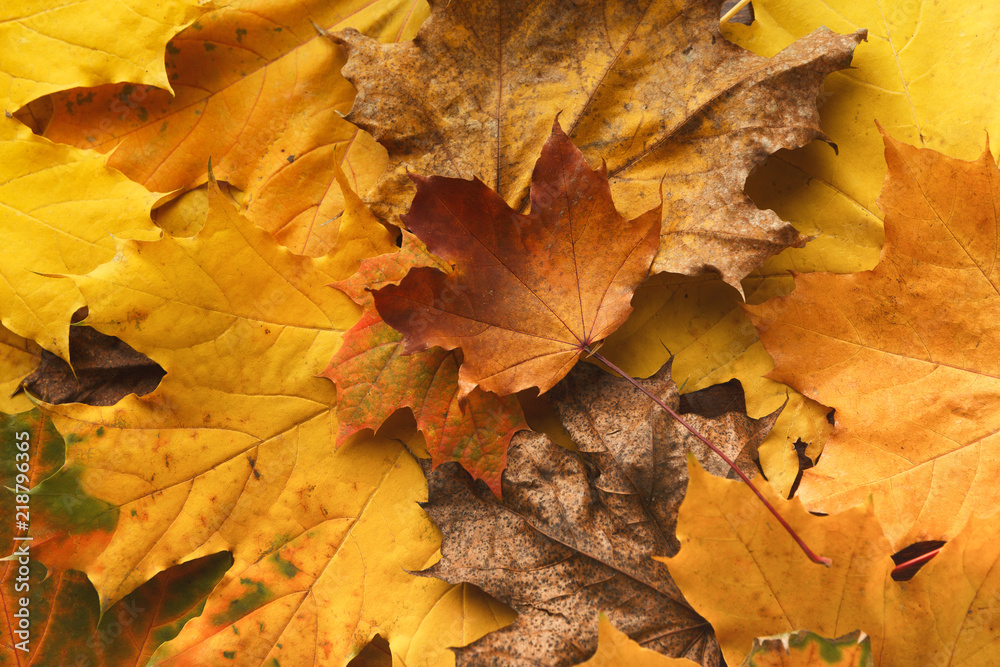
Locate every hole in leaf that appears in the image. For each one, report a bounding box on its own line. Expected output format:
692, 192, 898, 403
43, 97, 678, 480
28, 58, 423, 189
348, 633, 391, 666
787, 438, 816, 499
721, 0, 755, 25
891, 540, 946, 581
18, 309, 166, 405
678, 377, 745, 418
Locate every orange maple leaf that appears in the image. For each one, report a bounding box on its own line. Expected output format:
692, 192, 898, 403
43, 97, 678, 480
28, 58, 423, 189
374, 121, 661, 398
325, 232, 527, 495
748, 129, 1000, 548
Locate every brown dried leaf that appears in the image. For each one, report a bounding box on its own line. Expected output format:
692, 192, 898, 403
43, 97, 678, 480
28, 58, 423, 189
337, 0, 865, 287
552, 362, 778, 551
422, 363, 778, 664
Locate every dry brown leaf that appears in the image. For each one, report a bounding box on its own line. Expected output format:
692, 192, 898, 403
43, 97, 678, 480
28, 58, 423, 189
337, 0, 864, 287
551, 362, 778, 551
19, 324, 165, 406
421, 362, 779, 665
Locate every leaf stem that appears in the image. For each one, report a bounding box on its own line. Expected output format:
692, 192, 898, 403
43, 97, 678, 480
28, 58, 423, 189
720, 0, 752, 24
587, 349, 832, 567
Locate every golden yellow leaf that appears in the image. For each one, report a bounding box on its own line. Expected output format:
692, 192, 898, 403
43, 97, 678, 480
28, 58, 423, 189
0, 323, 38, 413
602, 0, 1000, 493
663, 457, 1000, 667
0, 117, 160, 359
151, 180, 244, 238
40, 179, 356, 604
661, 456, 890, 666
30, 178, 497, 664
749, 132, 1000, 548
0, 0, 210, 109
43, 0, 428, 256
883, 513, 1000, 666
145, 437, 508, 666
575, 614, 700, 667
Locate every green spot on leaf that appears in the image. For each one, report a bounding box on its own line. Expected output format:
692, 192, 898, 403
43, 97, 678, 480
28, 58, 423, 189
270, 551, 299, 579
211, 579, 270, 627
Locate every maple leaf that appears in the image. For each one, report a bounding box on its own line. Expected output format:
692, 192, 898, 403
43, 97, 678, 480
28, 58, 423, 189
40, 0, 428, 256
374, 121, 661, 399
325, 229, 528, 495
422, 362, 779, 665
0, 0, 209, 111
747, 131, 1000, 548
574, 614, 700, 667
597, 0, 1000, 494
23, 182, 503, 664
1, 551, 231, 666
337, 0, 864, 288
0, 119, 161, 360
552, 363, 777, 550
662, 457, 1000, 666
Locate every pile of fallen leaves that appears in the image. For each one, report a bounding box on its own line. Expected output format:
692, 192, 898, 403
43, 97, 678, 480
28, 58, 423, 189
2, 0, 999, 665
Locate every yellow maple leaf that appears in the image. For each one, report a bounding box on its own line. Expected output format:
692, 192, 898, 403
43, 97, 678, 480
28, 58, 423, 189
663, 457, 1000, 666
29, 180, 505, 663
41, 0, 428, 256
144, 438, 511, 666
574, 614, 699, 667
0, 0, 211, 110
601, 0, 1000, 494
0, 118, 161, 359
41, 178, 361, 601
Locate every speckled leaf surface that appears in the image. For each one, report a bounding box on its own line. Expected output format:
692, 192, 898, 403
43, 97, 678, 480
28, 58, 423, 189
550, 362, 777, 550
421, 358, 783, 665
337, 0, 863, 287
